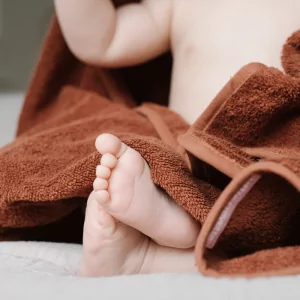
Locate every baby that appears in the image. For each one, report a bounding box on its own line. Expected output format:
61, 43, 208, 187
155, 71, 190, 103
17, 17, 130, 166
54, 0, 300, 276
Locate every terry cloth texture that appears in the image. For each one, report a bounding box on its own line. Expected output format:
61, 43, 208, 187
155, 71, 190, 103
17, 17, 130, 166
0, 15, 300, 277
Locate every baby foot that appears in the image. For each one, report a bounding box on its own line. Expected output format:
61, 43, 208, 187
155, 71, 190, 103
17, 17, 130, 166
80, 193, 150, 276
80, 133, 200, 276
92, 133, 200, 248
81, 192, 197, 276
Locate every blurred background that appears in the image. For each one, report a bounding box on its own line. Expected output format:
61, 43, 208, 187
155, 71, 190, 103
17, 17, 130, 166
0, 0, 53, 91
0, 0, 53, 145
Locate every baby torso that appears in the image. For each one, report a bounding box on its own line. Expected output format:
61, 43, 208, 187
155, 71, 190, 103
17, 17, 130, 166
170, 0, 300, 123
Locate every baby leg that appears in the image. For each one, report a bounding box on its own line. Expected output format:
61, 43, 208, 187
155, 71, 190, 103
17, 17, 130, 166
81, 192, 197, 276
81, 133, 199, 276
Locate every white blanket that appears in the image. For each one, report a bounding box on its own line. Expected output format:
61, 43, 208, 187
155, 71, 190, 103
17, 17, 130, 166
1, 241, 300, 300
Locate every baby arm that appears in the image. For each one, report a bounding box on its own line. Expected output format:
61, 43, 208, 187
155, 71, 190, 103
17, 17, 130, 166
54, 0, 172, 67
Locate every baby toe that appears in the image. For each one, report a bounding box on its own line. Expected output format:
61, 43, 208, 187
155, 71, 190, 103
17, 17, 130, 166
93, 178, 109, 190
96, 165, 111, 179
101, 153, 118, 168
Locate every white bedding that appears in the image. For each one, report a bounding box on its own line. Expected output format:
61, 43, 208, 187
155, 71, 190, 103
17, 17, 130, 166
1, 242, 300, 300
0, 92, 24, 147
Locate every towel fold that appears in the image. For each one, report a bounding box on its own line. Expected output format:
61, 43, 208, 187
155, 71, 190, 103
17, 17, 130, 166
187, 43, 300, 276
1, 17, 300, 277
0, 18, 218, 244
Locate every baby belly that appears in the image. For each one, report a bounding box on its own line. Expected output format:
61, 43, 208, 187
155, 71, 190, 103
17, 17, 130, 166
173, 0, 300, 123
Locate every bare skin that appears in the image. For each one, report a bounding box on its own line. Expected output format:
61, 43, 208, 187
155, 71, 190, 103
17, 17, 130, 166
80, 134, 198, 276
54, 0, 300, 276
55, 0, 300, 123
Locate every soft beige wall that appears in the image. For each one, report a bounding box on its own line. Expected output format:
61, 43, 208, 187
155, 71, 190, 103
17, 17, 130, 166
0, 0, 54, 91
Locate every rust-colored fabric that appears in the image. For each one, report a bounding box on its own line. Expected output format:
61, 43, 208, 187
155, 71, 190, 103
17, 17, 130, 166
0, 17, 218, 242
282, 30, 300, 79
187, 31, 300, 277
1, 16, 300, 278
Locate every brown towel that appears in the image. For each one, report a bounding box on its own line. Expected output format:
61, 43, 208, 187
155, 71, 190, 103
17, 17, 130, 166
189, 33, 300, 277
1, 15, 300, 278
0, 18, 219, 242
